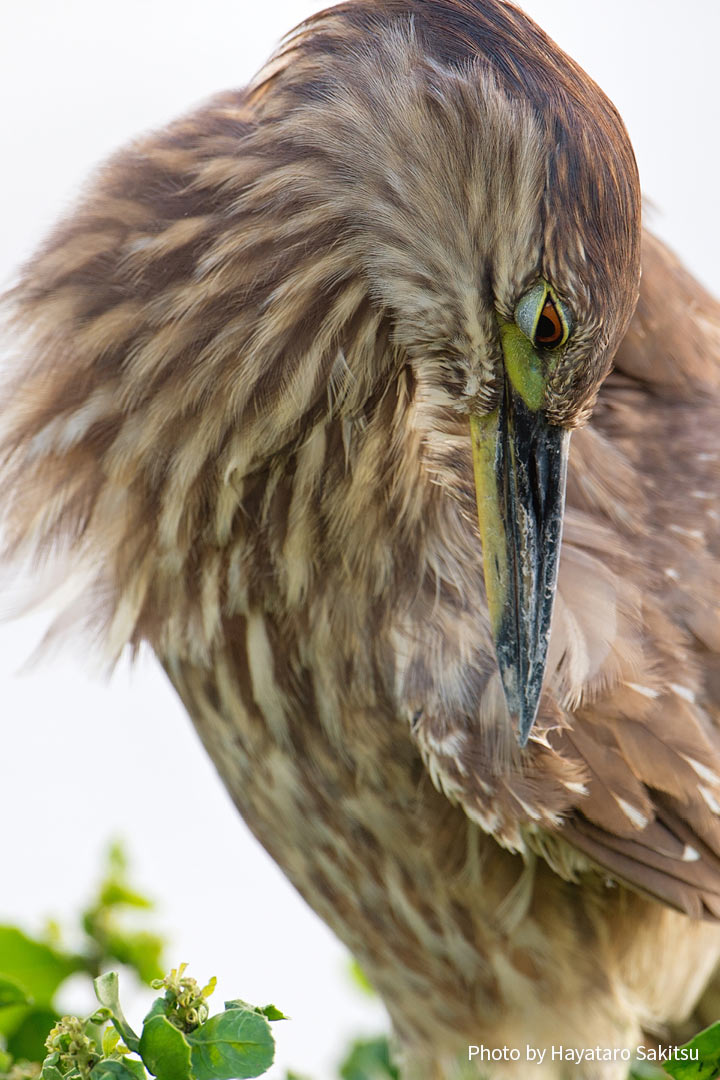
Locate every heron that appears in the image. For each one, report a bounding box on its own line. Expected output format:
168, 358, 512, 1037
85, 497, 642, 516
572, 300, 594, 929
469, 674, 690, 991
2, 1, 720, 1076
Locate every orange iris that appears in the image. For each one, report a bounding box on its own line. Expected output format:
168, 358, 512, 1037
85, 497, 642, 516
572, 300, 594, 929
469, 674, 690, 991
534, 297, 564, 347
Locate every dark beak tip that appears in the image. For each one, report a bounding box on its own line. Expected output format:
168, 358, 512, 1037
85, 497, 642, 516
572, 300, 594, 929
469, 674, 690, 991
507, 699, 538, 748
516, 714, 535, 748
499, 668, 539, 748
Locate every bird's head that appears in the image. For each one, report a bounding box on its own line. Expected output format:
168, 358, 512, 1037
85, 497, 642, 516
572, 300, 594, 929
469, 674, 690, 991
0, 0, 641, 740
262, 0, 642, 743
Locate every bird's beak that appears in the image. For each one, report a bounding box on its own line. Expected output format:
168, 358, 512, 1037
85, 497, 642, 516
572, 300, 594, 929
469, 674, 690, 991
470, 323, 570, 746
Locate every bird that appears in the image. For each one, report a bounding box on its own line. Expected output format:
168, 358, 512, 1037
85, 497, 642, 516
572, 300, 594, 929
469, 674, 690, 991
2, 0, 720, 1076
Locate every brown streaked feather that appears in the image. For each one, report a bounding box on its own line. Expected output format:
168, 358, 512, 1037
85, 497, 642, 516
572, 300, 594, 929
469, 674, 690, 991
2, 0, 720, 1074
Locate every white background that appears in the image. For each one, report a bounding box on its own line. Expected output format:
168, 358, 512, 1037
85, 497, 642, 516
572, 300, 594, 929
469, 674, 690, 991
1, 3, 719, 1077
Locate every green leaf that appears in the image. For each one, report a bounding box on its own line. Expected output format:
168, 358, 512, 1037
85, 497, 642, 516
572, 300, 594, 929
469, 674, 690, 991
141, 997, 169, 1024
0, 927, 80, 1006
102, 1024, 121, 1056
93, 972, 124, 1014
339, 1037, 399, 1080
188, 1006, 274, 1080
661, 1022, 720, 1079
90, 1008, 113, 1026
42, 1059, 66, 1080
93, 974, 139, 1053
259, 1005, 287, 1022
138, 1015, 192, 1080
91, 1059, 147, 1080
7, 1006, 58, 1062
98, 883, 153, 911
121, 1061, 148, 1080
0, 976, 32, 1008
223, 1000, 287, 1022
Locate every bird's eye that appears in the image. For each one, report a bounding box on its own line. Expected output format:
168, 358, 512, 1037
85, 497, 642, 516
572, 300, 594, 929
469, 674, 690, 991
514, 281, 570, 350
534, 297, 564, 348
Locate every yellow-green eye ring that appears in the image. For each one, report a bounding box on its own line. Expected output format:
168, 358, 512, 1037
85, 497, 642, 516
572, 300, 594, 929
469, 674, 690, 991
515, 281, 571, 349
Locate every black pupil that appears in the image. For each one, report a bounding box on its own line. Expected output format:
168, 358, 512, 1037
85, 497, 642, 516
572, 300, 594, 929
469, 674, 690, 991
536, 313, 558, 343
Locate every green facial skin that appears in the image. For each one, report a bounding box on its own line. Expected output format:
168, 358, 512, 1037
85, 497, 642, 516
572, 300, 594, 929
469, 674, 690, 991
469, 279, 572, 744
500, 279, 570, 410
498, 320, 546, 410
